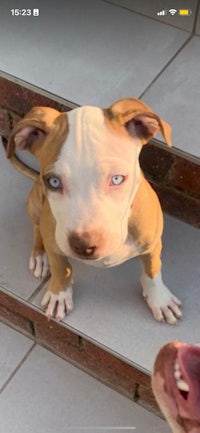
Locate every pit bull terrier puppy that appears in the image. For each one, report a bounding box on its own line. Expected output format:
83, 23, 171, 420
152, 342, 200, 433
7, 98, 182, 323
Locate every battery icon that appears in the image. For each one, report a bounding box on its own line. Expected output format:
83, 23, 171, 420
179, 9, 192, 15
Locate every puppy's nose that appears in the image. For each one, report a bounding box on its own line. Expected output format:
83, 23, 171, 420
68, 232, 98, 258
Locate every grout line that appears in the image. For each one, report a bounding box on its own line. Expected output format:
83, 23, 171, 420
27, 275, 50, 303
139, 35, 193, 99
0, 342, 36, 394
192, 0, 200, 33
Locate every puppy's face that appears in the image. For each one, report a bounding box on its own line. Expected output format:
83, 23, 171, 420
44, 106, 142, 260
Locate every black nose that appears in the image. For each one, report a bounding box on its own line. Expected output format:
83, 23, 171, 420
68, 232, 97, 258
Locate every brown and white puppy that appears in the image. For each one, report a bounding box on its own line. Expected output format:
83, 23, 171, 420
7, 98, 182, 323
152, 342, 200, 433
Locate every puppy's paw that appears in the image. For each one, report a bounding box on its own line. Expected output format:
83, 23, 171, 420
41, 285, 74, 321
29, 252, 50, 279
141, 272, 182, 325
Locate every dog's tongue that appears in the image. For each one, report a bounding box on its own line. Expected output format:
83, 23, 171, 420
178, 345, 200, 420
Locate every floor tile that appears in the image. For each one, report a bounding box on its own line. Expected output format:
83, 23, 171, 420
0, 0, 188, 106
106, 0, 197, 32
0, 138, 40, 299
0, 344, 170, 433
0, 322, 34, 390
143, 36, 200, 158
33, 215, 200, 373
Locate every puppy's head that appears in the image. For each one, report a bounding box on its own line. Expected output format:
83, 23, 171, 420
8, 99, 171, 261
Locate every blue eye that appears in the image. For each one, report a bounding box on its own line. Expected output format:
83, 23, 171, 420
111, 175, 125, 185
47, 176, 62, 190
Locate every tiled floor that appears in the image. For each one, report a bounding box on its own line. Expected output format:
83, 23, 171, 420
143, 35, 200, 156
0, 322, 170, 433
0, 0, 200, 156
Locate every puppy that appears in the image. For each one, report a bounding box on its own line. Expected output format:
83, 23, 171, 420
7, 98, 182, 323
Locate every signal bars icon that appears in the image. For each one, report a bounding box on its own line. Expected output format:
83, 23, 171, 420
157, 9, 167, 15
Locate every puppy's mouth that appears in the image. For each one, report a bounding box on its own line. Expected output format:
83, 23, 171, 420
71, 249, 115, 263
154, 342, 200, 429
69, 246, 101, 261
174, 344, 200, 419
174, 355, 189, 401
73, 252, 100, 261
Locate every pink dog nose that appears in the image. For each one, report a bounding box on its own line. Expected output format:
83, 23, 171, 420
68, 231, 99, 258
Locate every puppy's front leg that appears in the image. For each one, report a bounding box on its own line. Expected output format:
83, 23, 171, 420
27, 182, 50, 280
29, 225, 50, 279
139, 241, 182, 324
41, 252, 73, 321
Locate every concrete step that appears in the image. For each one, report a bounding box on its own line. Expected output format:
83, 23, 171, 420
0, 0, 200, 159
0, 322, 170, 433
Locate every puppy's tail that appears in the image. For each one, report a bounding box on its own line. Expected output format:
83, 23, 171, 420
2, 137, 39, 181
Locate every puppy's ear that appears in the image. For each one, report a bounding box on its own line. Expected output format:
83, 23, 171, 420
106, 98, 172, 147
7, 106, 62, 158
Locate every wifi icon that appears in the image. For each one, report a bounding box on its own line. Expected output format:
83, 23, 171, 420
169, 8, 177, 15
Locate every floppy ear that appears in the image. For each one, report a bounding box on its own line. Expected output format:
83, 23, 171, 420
106, 98, 172, 146
7, 106, 62, 159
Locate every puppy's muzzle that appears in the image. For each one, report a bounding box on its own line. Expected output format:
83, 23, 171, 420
68, 231, 102, 259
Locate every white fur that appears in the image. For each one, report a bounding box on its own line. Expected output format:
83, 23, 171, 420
29, 253, 50, 279
47, 107, 142, 263
141, 271, 182, 324
41, 285, 73, 321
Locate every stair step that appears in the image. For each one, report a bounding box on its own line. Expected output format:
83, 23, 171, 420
0, 322, 170, 432
0, 0, 200, 158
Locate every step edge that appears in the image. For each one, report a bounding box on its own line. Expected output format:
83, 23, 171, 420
0, 286, 162, 417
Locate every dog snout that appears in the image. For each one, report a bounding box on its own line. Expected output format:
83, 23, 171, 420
68, 231, 101, 259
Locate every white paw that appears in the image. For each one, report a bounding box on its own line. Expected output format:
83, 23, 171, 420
41, 285, 74, 321
29, 253, 50, 279
140, 272, 182, 325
